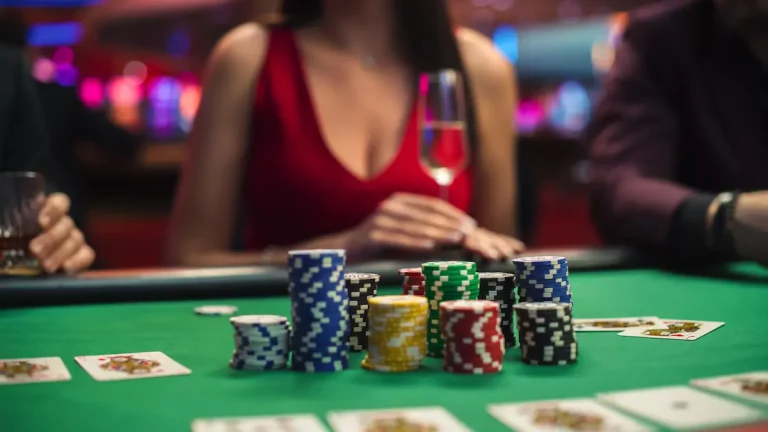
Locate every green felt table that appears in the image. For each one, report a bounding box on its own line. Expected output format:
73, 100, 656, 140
2, 263, 768, 431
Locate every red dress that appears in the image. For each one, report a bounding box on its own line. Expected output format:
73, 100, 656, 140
243, 28, 474, 250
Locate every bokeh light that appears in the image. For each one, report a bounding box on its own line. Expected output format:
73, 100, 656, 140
123, 61, 148, 85
32, 57, 56, 83
492, 25, 519, 64
548, 81, 591, 134
51, 46, 74, 65
79, 77, 105, 109
517, 100, 546, 134
55, 63, 78, 86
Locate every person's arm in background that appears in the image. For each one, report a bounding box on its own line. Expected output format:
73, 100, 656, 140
458, 29, 525, 258
587, 22, 718, 264
0, 46, 95, 272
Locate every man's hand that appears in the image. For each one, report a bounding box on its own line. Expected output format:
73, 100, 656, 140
29, 193, 95, 274
732, 191, 768, 267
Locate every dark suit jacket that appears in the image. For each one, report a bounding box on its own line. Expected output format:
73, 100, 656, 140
587, 0, 768, 262
0, 45, 51, 175
35, 82, 141, 228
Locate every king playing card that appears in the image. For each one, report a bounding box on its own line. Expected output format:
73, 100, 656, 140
75, 351, 191, 381
0, 357, 71, 385
617, 319, 724, 341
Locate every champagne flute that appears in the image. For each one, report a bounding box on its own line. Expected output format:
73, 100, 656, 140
418, 69, 470, 201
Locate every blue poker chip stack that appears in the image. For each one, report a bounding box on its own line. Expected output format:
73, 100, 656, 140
229, 315, 291, 370
288, 249, 349, 373
512, 256, 572, 306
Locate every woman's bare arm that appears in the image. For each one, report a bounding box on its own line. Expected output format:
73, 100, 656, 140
458, 28, 519, 237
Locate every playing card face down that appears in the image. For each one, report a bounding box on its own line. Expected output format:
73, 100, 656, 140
597, 386, 764, 430
74, 351, 191, 381
192, 414, 328, 432
617, 319, 724, 341
328, 406, 471, 432
692, 372, 768, 406
573, 317, 666, 332
488, 398, 653, 432
0, 357, 71, 385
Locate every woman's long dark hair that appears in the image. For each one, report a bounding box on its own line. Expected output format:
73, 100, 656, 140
279, 0, 479, 151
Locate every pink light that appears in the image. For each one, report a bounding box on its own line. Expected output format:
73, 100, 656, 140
32, 58, 56, 83
52, 47, 74, 65
517, 100, 545, 133
179, 84, 201, 120
107, 77, 142, 107
79, 77, 104, 109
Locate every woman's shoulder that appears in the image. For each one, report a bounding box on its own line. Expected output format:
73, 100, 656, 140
207, 22, 271, 75
456, 27, 515, 89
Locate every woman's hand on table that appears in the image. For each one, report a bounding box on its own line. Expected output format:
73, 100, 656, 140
462, 227, 525, 261
29, 193, 95, 274
343, 192, 476, 260
342, 192, 525, 261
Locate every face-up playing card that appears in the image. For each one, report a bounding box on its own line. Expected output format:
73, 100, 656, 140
692, 372, 768, 406
192, 414, 328, 432
699, 420, 768, 431
573, 317, 666, 332
327, 406, 471, 432
488, 398, 653, 431
0, 357, 71, 385
75, 351, 191, 381
597, 386, 764, 430
617, 319, 724, 341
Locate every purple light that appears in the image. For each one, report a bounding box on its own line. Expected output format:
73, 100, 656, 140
55, 64, 79, 86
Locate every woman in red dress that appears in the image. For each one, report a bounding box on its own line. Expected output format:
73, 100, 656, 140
166, 0, 524, 266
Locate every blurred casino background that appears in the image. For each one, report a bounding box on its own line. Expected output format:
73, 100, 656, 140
5, 0, 658, 268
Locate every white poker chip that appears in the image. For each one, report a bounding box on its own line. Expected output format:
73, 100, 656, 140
194, 305, 239, 316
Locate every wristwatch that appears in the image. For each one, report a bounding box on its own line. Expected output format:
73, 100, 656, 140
711, 191, 740, 255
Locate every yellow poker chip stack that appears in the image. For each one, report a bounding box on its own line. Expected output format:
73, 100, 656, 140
362, 295, 428, 373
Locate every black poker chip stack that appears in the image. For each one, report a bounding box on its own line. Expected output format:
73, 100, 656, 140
478, 272, 517, 347
344, 273, 379, 352
514, 302, 577, 366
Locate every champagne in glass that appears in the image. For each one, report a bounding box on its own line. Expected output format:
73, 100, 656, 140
418, 70, 470, 201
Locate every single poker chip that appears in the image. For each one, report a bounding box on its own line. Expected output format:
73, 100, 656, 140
194, 305, 239, 316
230, 314, 285, 326
422, 261, 477, 271
512, 256, 567, 265
344, 272, 381, 283
398, 267, 423, 276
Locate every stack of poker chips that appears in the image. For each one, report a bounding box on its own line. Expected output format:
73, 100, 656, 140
478, 272, 517, 347
514, 302, 577, 366
344, 272, 379, 352
440, 300, 505, 374
399, 268, 425, 296
288, 249, 349, 373
362, 295, 428, 372
229, 315, 291, 370
513, 256, 571, 306
423, 261, 479, 357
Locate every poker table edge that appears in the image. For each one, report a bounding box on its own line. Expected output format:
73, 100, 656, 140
0, 247, 650, 308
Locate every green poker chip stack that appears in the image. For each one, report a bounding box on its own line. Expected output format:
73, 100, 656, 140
422, 261, 480, 357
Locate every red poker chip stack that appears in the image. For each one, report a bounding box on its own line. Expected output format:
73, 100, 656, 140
440, 300, 505, 374
399, 268, 425, 296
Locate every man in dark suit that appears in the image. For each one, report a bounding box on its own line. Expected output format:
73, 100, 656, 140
0, 44, 95, 273
587, 0, 768, 266
0, 12, 143, 230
